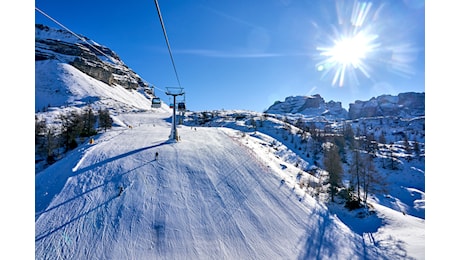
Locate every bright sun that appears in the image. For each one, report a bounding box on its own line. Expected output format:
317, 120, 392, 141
316, 30, 379, 87
314, 1, 383, 87
331, 35, 369, 66
314, 1, 419, 88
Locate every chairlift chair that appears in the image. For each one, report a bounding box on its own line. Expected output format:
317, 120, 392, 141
177, 102, 186, 112
151, 97, 161, 108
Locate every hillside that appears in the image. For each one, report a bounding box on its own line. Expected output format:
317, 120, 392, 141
35, 24, 425, 259
35, 110, 424, 259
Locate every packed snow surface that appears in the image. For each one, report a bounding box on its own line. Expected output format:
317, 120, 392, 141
35, 110, 424, 260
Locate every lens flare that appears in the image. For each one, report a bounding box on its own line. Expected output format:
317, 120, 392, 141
317, 29, 379, 87
315, 1, 380, 87
314, 1, 418, 88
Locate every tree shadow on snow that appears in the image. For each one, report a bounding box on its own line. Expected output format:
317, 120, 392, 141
35, 193, 118, 242
296, 205, 343, 260
35, 140, 169, 217
329, 203, 383, 236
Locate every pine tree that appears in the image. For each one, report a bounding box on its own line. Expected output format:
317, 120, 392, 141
98, 108, 113, 132
35, 116, 47, 144
82, 106, 97, 137
403, 134, 411, 156
343, 123, 355, 143
413, 140, 421, 159
59, 111, 83, 151
44, 126, 59, 164
35, 116, 59, 164
323, 144, 343, 202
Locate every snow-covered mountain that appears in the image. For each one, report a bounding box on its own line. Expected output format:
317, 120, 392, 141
35, 24, 425, 259
348, 92, 425, 119
265, 94, 348, 120
266, 92, 425, 120
35, 24, 156, 113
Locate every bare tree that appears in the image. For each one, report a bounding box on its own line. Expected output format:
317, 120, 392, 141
361, 153, 376, 205
349, 148, 364, 204
361, 153, 385, 210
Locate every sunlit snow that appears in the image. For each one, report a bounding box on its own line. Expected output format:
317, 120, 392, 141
35, 26, 424, 259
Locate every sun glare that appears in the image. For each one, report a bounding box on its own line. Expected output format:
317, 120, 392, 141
315, 1, 383, 87
331, 34, 370, 66
316, 30, 379, 87
314, 0, 420, 88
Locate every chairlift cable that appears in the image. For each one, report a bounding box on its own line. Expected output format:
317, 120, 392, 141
153, 0, 182, 89
36, 5, 179, 105
150, 83, 167, 95
35, 7, 122, 66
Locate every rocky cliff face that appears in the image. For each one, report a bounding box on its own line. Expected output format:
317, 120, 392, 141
348, 92, 425, 119
265, 94, 348, 119
266, 92, 425, 120
35, 24, 148, 90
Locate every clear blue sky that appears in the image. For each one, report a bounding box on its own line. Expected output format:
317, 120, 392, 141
35, 0, 425, 112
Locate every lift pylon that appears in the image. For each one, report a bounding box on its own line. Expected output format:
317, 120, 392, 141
165, 87, 184, 142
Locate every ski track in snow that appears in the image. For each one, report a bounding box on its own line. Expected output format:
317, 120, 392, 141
35, 113, 423, 260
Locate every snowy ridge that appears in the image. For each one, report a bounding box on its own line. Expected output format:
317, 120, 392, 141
35, 24, 155, 113
35, 60, 155, 111
35, 24, 95, 45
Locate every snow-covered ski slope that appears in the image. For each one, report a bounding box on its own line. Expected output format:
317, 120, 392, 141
35, 111, 423, 260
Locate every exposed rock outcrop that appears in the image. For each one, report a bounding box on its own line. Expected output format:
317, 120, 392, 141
266, 92, 425, 120
265, 94, 348, 119
35, 24, 148, 90
348, 92, 425, 119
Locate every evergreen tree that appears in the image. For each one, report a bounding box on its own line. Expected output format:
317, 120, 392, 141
403, 134, 412, 160
333, 135, 346, 163
387, 143, 399, 170
81, 106, 97, 137
35, 116, 59, 164
323, 144, 343, 202
343, 123, 355, 143
98, 108, 113, 132
44, 126, 59, 164
59, 111, 83, 151
413, 140, 421, 159
35, 116, 47, 144
365, 133, 378, 154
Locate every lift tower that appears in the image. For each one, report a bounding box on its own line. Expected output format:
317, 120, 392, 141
165, 88, 184, 142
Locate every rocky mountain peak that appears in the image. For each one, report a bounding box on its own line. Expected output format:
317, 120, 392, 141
348, 92, 425, 119
266, 92, 425, 120
35, 24, 148, 90
265, 94, 348, 119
